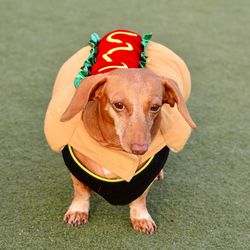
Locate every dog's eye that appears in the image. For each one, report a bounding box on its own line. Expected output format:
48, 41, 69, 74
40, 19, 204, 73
150, 104, 160, 112
113, 102, 125, 111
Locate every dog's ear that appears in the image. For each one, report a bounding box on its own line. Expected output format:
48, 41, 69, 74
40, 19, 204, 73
61, 74, 107, 122
162, 78, 196, 128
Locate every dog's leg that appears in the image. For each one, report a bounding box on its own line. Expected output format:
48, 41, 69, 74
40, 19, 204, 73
129, 188, 157, 234
64, 174, 91, 226
156, 169, 164, 181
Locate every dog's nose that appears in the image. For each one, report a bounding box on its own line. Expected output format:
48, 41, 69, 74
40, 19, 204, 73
131, 144, 148, 155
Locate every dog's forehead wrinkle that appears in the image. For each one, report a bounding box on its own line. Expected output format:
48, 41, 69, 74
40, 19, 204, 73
108, 69, 157, 84
105, 70, 164, 110
134, 73, 143, 84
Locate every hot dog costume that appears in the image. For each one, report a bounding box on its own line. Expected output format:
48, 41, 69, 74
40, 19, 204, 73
44, 30, 193, 205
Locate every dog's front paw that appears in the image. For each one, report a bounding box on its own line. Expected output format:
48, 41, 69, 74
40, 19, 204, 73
64, 211, 89, 227
131, 218, 157, 234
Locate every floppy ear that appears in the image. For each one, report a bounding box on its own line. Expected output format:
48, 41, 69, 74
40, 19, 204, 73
60, 74, 107, 122
163, 78, 196, 128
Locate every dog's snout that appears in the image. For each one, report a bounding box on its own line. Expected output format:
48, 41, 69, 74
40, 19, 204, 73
131, 143, 148, 155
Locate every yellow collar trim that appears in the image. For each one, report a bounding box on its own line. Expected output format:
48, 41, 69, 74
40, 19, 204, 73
68, 144, 154, 182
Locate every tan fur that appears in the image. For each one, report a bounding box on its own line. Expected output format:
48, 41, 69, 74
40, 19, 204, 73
62, 68, 196, 234
64, 174, 90, 226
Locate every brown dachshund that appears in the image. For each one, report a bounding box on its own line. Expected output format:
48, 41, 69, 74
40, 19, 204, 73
59, 68, 195, 234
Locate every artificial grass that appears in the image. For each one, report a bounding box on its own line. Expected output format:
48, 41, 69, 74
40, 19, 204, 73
1, 0, 249, 249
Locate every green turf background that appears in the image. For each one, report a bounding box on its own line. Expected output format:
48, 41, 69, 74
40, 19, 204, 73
1, 0, 249, 249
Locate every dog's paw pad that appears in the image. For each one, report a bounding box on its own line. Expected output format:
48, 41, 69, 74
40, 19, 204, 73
64, 211, 88, 227
131, 218, 157, 234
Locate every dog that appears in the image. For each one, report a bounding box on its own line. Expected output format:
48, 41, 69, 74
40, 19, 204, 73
44, 30, 196, 234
